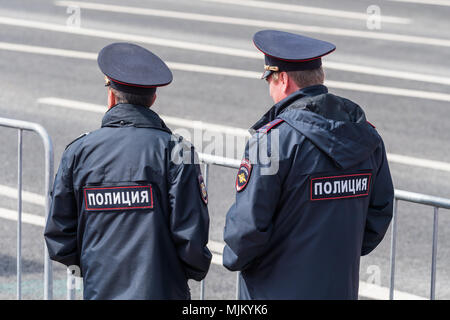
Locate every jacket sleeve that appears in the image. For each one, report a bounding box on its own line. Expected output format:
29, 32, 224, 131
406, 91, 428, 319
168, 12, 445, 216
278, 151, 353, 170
168, 141, 212, 281
223, 134, 283, 271
44, 151, 79, 267
361, 140, 394, 256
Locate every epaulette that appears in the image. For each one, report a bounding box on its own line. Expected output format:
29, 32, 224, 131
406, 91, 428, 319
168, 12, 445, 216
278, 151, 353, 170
65, 132, 90, 150
367, 121, 376, 128
257, 119, 285, 134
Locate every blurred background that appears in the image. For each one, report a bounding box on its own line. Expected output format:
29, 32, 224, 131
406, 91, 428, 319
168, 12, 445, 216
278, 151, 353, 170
0, 0, 449, 300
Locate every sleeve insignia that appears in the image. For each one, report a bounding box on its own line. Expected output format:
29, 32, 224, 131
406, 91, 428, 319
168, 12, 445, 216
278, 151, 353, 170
236, 158, 252, 192
198, 174, 208, 205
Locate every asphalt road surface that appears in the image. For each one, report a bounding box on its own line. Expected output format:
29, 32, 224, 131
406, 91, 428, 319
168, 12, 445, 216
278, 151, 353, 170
0, 0, 449, 300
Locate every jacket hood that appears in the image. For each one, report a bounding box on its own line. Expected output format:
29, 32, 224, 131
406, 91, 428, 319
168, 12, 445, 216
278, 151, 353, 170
101, 103, 171, 133
278, 87, 381, 169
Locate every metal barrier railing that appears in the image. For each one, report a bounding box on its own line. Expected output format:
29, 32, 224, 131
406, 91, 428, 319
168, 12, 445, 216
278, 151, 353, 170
0, 117, 54, 300
199, 154, 241, 299
197, 152, 450, 300
390, 190, 450, 300
1, 121, 444, 300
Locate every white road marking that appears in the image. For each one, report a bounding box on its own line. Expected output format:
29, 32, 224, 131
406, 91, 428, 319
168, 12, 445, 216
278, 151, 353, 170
387, 154, 450, 172
2, 42, 450, 103
37, 97, 450, 173
37, 97, 251, 137
358, 279, 426, 300
0, 208, 45, 227
2, 10, 450, 49
0, 185, 45, 206
166, 62, 260, 80
56, 0, 411, 24
2, 41, 450, 87
200, 0, 411, 24
0, 16, 258, 59
0, 41, 97, 60
324, 61, 450, 86
325, 80, 450, 102
389, 0, 450, 6
0, 40, 258, 78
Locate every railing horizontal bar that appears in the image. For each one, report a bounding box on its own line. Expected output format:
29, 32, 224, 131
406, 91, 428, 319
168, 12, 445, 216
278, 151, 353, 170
198, 153, 241, 169
198, 153, 450, 210
0, 117, 48, 132
395, 190, 450, 210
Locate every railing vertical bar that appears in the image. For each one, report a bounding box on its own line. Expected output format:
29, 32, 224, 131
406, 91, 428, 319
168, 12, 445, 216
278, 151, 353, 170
430, 207, 439, 300
200, 163, 209, 300
38, 126, 54, 300
235, 272, 240, 300
17, 129, 23, 300
67, 269, 76, 300
199, 271, 205, 300
389, 199, 398, 300
41, 125, 54, 300
44, 244, 53, 299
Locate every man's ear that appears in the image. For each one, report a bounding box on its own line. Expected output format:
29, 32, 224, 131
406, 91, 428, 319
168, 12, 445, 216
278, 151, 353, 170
107, 88, 116, 109
280, 72, 290, 93
151, 93, 157, 106
282, 72, 300, 93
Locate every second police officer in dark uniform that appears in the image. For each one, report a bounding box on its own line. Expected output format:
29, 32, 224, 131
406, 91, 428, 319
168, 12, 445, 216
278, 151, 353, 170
223, 30, 394, 299
44, 43, 212, 300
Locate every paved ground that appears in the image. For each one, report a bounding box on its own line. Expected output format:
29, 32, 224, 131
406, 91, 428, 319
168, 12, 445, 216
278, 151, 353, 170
0, 0, 449, 300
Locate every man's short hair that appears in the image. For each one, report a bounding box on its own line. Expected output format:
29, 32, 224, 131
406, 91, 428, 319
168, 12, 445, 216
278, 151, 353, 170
286, 66, 325, 88
111, 88, 155, 107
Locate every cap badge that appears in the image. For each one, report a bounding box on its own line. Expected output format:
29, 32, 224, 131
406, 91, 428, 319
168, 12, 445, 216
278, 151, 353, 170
264, 65, 279, 72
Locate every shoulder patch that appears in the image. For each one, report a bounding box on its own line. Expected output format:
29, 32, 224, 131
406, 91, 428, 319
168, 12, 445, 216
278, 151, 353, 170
257, 119, 284, 134
198, 174, 208, 205
65, 132, 90, 150
236, 158, 252, 192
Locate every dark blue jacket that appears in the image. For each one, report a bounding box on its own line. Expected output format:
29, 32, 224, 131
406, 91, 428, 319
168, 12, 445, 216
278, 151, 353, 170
44, 103, 212, 300
223, 85, 394, 300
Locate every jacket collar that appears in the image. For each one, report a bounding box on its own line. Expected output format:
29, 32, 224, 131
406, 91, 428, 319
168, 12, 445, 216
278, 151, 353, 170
250, 84, 328, 131
101, 103, 171, 133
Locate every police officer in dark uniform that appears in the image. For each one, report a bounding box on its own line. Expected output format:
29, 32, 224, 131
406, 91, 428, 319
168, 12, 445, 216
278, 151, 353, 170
44, 43, 212, 300
223, 30, 394, 299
